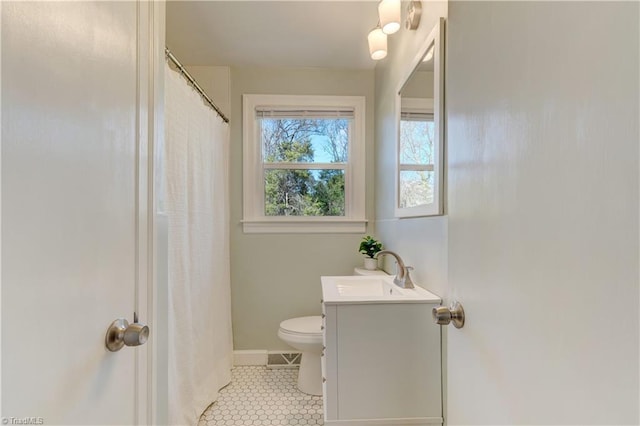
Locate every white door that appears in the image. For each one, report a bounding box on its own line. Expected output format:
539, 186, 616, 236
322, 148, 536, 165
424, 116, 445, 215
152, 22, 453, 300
445, 2, 638, 424
2, 1, 156, 423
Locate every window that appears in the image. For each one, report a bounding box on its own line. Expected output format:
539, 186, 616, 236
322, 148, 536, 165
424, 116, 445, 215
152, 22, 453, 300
399, 98, 435, 209
243, 94, 366, 233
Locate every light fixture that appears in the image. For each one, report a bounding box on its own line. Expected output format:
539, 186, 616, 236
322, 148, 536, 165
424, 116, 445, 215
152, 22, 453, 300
378, 0, 401, 35
367, 1, 421, 61
405, 1, 422, 30
367, 26, 387, 60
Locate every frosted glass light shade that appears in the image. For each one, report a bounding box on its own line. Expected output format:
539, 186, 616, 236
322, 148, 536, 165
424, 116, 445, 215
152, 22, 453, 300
368, 27, 387, 60
422, 44, 435, 63
378, 0, 401, 34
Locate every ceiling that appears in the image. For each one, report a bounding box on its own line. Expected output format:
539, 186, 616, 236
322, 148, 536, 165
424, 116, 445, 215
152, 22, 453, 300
166, 1, 380, 70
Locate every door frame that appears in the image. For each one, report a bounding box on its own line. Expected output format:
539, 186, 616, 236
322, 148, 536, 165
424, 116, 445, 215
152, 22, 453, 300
0, 0, 4, 416
136, 1, 166, 425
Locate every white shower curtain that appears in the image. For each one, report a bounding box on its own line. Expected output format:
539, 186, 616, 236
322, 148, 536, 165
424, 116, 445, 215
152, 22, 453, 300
164, 62, 233, 426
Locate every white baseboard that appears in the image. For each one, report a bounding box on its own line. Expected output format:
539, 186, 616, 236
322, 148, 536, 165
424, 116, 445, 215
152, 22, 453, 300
325, 417, 443, 426
233, 350, 268, 366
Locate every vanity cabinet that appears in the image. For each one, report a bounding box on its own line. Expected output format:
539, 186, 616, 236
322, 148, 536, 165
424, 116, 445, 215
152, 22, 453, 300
321, 278, 443, 425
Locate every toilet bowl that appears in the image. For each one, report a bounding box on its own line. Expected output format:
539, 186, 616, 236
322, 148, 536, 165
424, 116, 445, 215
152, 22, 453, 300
278, 316, 323, 396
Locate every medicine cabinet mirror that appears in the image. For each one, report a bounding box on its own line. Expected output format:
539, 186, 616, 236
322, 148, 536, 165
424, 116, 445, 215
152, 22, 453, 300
395, 18, 445, 217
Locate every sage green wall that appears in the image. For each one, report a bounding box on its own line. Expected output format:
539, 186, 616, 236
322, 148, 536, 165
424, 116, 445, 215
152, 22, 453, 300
230, 67, 376, 351
402, 71, 434, 99
372, 3, 449, 417
184, 65, 231, 119
374, 3, 449, 299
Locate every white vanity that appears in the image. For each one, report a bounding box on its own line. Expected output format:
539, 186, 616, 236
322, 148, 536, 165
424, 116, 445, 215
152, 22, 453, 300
320, 275, 443, 425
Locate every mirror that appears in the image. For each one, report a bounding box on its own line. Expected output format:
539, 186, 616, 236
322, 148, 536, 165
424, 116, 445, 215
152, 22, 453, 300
395, 18, 444, 218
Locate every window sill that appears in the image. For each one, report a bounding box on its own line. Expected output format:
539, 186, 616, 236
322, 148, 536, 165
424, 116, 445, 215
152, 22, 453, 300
395, 204, 442, 218
242, 218, 367, 234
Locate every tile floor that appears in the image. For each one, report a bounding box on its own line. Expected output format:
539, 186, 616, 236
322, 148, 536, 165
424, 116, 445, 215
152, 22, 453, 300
198, 366, 323, 426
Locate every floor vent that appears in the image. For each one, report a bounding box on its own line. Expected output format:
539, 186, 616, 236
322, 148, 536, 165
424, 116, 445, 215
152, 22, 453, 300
267, 352, 301, 369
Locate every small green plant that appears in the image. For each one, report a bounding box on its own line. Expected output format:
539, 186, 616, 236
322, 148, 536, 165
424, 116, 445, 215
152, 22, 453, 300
359, 236, 383, 258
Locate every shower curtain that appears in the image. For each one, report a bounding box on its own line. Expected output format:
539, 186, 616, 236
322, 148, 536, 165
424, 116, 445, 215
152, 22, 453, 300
164, 62, 233, 425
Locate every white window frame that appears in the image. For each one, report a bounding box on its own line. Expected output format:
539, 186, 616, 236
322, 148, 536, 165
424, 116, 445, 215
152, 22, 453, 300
242, 94, 366, 233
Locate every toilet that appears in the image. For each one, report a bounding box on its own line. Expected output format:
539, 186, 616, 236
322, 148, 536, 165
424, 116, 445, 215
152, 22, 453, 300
278, 268, 387, 396
278, 316, 323, 395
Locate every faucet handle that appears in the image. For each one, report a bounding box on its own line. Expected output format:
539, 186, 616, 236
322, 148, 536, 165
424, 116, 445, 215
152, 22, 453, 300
403, 266, 415, 288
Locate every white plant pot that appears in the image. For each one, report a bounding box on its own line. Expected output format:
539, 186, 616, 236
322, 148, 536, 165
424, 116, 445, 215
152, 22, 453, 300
363, 257, 378, 271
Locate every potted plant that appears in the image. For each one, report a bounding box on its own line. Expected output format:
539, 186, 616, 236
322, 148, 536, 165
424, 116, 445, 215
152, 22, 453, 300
359, 235, 383, 270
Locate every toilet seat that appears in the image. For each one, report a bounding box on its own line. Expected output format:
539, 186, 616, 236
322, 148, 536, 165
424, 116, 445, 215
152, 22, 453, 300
279, 316, 322, 338
278, 316, 323, 348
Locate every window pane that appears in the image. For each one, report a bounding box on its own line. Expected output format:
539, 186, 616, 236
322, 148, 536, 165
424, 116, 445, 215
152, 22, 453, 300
264, 169, 345, 216
400, 119, 434, 165
260, 118, 350, 163
399, 170, 434, 208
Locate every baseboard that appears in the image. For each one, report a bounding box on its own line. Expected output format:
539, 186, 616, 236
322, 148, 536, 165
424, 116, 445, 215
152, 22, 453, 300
324, 417, 443, 426
233, 350, 302, 367
233, 350, 268, 366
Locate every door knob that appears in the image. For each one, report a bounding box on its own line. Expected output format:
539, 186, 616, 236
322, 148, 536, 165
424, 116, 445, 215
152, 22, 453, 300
124, 322, 149, 347
105, 314, 150, 352
432, 301, 465, 329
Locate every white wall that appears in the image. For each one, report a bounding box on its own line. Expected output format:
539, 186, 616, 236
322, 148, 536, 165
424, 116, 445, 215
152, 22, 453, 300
230, 67, 376, 350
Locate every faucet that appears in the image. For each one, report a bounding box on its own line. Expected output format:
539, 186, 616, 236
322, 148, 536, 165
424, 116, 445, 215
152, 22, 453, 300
374, 250, 415, 289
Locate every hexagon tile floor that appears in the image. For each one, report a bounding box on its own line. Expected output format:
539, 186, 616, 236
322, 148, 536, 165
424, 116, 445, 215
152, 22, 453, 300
198, 366, 323, 426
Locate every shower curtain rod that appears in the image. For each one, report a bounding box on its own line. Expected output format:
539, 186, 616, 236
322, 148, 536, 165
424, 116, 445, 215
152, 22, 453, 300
165, 47, 230, 124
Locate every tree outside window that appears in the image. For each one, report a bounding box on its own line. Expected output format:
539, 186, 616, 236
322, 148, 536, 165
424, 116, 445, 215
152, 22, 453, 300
243, 94, 366, 233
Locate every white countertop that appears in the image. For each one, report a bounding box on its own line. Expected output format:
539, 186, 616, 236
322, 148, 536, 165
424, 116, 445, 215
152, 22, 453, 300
321, 275, 442, 305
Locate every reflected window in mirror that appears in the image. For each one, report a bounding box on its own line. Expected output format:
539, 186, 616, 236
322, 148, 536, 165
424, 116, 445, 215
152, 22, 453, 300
395, 18, 444, 218
400, 98, 434, 208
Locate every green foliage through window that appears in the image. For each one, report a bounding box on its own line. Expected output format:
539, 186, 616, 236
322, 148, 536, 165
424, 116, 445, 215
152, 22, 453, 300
261, 118, 349, 217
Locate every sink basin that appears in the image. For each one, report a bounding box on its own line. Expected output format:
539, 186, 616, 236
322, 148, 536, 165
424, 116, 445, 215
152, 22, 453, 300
335, 277, 403, 296
322, 275, 441, 304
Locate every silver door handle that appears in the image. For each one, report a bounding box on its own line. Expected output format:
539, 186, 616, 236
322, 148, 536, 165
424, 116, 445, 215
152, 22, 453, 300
105, 315, 150, 352
432, 301, 465, 329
